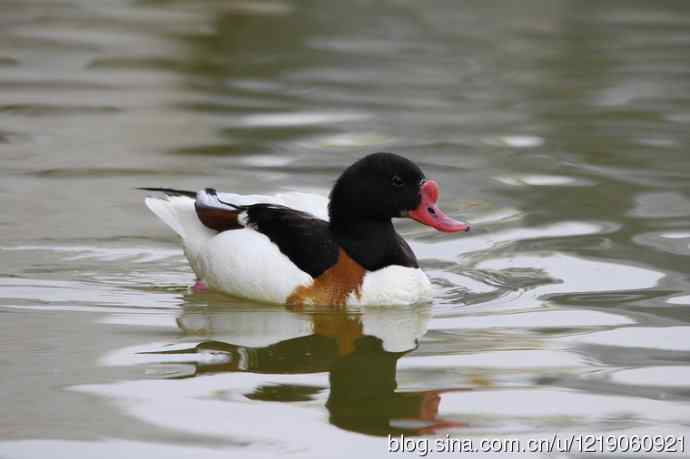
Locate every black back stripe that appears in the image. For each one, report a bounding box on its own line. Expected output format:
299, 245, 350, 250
245, 204, 340, 279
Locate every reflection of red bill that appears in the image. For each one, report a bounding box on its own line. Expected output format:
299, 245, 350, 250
417, 419, 467, 435
407, 180, 471, 233
416, 392, 466, 434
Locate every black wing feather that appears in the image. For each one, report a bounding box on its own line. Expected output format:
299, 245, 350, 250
245, 204, 339, 279
137, 187, 197, 198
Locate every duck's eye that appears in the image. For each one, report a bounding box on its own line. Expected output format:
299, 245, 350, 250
392, 175, 404, 187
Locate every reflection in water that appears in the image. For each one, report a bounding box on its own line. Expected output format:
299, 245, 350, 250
144, 302, 463, 436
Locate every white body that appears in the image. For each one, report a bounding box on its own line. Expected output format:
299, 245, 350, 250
144, 191, 433, 306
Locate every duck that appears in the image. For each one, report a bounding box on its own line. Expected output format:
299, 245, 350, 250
141, 152, 470, 306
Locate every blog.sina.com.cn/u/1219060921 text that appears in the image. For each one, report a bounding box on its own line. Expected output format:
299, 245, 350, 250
387, 433, 686, 455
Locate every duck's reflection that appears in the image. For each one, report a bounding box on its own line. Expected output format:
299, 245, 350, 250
149, 301, 462, 435
325, 332, 459, 436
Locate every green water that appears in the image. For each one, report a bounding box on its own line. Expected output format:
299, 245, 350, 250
1, 0, 689, 457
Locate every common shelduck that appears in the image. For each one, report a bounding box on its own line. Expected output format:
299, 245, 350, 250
141, 152, 470, 306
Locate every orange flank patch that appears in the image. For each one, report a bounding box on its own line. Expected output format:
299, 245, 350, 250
287, 249, 366, 307
312, 313, 364, 356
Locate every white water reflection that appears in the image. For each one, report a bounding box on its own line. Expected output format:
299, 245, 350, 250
241, 111, 368, 128
634, 231, 690, 256
438, 389, 690, 424
0, 440, 243, 459
413, 221, 613, 261
72, 377, 378, 458
476, 253, 663, 295
0, 245, 181, 263
488, 135, 544, 148
611, 366, 690, 387
400, 350, 586, 370
0, 278, 182, 309
562, 326, 690, 351
429, 309, 633, 330
668, 295, 690, 306
427, 250, 662, 315
307, 132, 394, 148
629, 192, 690, 218
494, 175, 593, 187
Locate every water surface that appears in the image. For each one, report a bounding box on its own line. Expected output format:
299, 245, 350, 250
1, 0, 690, 457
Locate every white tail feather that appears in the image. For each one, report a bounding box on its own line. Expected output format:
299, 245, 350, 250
144, 197, 185, 236
144, 196, 215, 278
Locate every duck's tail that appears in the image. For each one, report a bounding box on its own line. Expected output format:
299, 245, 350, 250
137, 187, 197, 199
140, 188, 199, 238
140, 188, 216, 274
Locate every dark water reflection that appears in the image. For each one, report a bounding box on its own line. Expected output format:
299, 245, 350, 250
1, 0, 690, 456
150, 305, 457, 436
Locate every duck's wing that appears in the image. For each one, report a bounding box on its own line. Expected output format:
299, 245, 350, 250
198, 189, 339, 279
241, 202, 339, 278
141, 187, 338, 279
218, 191, 330, 221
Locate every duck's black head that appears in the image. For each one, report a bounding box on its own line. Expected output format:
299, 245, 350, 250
329, 152, 422, 224
328, 152, 470, 233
